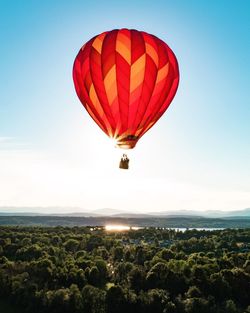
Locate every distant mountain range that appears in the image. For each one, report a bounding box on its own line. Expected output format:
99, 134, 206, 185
147, 208, 250, 219
0, 207, 250, 219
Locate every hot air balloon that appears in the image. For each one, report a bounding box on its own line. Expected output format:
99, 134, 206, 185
73, 29, 179, 169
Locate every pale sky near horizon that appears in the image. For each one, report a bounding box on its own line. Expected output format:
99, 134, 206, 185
0, 0, 249, 213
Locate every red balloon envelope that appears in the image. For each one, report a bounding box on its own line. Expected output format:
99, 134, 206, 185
73, 29, 179, 149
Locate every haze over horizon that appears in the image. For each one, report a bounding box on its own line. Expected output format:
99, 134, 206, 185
0, 1, 249, 213
0, 206, 250, 217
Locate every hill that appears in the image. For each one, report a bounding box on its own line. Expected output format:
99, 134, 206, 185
0, 215, 249, 228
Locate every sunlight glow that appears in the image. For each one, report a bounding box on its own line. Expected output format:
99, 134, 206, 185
105, 225, 140, 231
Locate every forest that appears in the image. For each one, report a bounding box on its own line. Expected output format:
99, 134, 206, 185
0, 226, 249, 313
0, 215, 250, 228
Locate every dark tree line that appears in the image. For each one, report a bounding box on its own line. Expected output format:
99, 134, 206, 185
0, 226, 249, 313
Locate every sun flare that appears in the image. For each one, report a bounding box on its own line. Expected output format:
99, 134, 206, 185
105, 225, 140, 231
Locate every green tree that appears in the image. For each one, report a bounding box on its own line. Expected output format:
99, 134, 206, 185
64, 239, 79, 253
129, 266, 146, 292
225, 299, 239, 313
88, 266, 100, 287
106, 285, 126, 313
112, 246, 123, 261
82, 285, 106, 313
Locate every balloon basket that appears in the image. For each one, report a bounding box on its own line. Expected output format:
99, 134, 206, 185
119, 154, 129, 170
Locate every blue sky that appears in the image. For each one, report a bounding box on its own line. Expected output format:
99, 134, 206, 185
0, 0, 249, 212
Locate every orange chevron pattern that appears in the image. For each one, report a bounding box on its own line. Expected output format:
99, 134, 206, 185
73, 29, 179, 149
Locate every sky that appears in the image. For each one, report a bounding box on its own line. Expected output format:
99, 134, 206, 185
0, 0, 249, 213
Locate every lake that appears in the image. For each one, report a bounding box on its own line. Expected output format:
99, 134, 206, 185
105, 225, 224, 232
